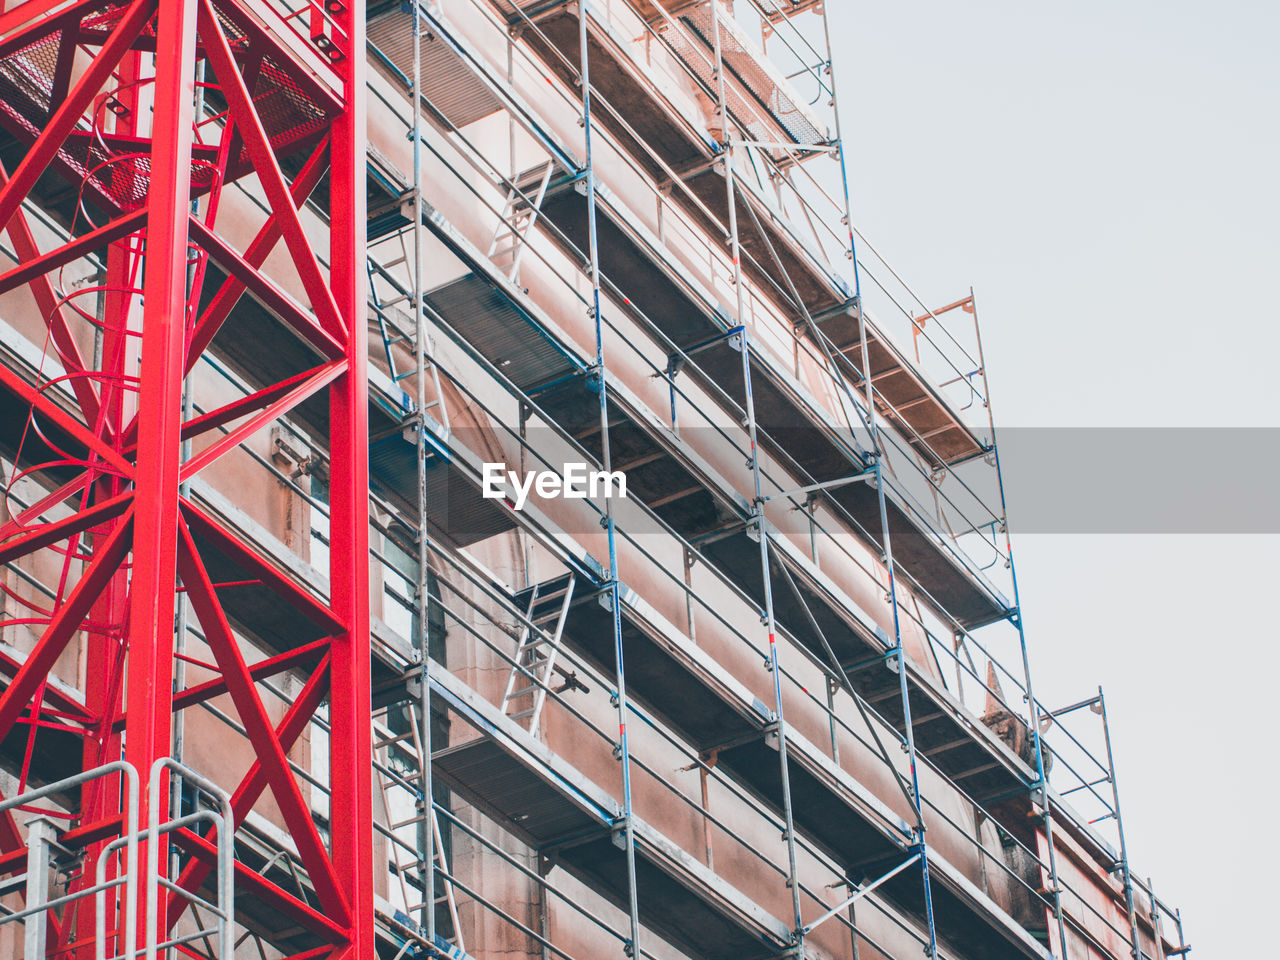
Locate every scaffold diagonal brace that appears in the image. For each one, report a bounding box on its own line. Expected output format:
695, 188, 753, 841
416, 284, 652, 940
799, 850, 921, 937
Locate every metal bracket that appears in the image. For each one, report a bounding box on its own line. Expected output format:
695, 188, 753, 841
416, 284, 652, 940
609, 818, 628, 850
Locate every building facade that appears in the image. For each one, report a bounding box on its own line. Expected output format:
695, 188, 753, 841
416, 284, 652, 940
0, 1, 1186, 960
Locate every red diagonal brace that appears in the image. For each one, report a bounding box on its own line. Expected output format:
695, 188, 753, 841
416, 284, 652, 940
177, 521, 351, 925
0, 473, 92, 546
0, 0, 100, 53
171, 825, 348, 944
180, 497, 345, 634
179, 358, 346, 481
0, 649, 93, 721
187, 217, 345, 360
198, 0, 346, 341
117, 192, 339, 454
0, 0, 85, 39
166, 639, 328, 718
176, 362, 336, 446
186, 135, 330, 375
197, 0, 343, 116
0, 160, 113, 425
0, 361, 133, 477
0, 208, 148, 300
165, 652, 331, 934
0, 512, 132, 736
0, 489, 131, 565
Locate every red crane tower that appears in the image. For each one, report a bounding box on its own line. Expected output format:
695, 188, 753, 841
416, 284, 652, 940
0, 0, 372, 956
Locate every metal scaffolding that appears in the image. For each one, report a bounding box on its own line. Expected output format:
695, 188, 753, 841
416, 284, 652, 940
361, 2, 1189, 958
0, 2, 1189, 960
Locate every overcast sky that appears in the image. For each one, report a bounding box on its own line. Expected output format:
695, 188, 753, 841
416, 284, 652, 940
829, 1, 1278, 954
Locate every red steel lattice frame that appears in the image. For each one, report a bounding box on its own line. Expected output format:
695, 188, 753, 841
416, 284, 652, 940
0, 0, 372, 957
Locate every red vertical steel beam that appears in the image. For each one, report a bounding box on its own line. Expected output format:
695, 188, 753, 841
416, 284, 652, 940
124, 0, 196, 946
327, 0, 374, 955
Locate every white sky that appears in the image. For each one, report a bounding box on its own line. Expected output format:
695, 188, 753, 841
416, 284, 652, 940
828, 1, 1279, 954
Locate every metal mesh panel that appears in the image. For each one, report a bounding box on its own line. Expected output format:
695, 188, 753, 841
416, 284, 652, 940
0, 32, 60, 141
74, 146, 153, 209
252, 55, 330, 155
0, 2, 328, 214
81, 0, 159, 36
0, 21, 173, 211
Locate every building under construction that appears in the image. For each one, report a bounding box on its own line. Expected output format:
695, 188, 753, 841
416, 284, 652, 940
0, 1, 1189, 960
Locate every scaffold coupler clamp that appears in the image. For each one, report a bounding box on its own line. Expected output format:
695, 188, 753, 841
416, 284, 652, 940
763, 719, 781, 746
610, 816, 629, 850
404, 671, 425, 701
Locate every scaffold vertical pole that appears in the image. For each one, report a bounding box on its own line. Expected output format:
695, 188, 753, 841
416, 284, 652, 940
1147, 877, 1166, 960
410, 0, 439, 951
970, 290, 1071, 957
710, 0, 806, 946
819, 6, 939, 956
1099, 687, 1141, 959
23, 817, 54, 960
578, 3, 642, 956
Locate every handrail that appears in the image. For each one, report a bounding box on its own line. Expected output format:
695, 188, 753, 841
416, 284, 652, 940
0, 762, 140, 960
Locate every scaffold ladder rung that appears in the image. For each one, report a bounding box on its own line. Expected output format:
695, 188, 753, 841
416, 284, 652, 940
376, 709, 466, 953
486, 159, 555, 284
500, 572, 576, 736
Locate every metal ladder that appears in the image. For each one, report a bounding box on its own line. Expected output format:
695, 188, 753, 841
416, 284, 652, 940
374, 708, 465, 954
486, 159, 555, 284
367, 239, 451, 432
500, 573, 577, 735
398, 806, 463, 953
